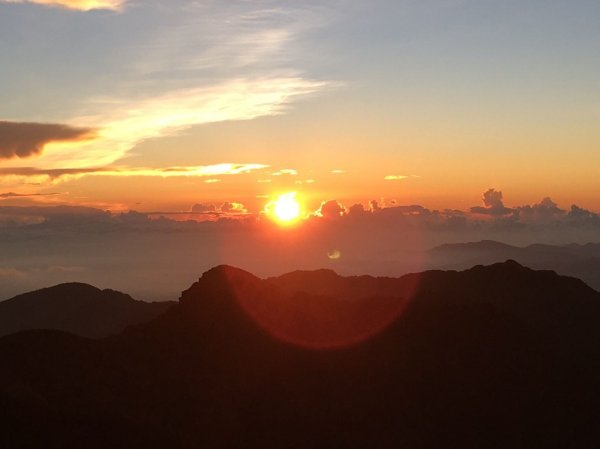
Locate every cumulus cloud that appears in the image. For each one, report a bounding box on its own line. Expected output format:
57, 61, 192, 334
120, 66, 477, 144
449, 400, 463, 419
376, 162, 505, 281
370, 200, 381, 212
470, 188, 513, 216
347, 203, 367, 217
1, 0, 123, 11
0, 122, 96, 160
513, 197, 565, 224
567, 205, 600, 225
316, 200, 346, 220
190, 203, 217, 213
221, 202, 247, 214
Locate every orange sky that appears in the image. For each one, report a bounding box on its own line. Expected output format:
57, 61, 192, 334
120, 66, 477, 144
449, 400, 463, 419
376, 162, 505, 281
1, 0, 600, 213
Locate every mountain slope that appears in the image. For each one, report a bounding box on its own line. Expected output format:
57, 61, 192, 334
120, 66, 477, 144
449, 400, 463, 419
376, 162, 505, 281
0, 262, 599, 448
428, 240, 600, 290
0, 283, 173, 338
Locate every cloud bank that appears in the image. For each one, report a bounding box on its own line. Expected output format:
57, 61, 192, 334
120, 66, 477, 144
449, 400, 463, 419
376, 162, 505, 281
1, 189, 600, 302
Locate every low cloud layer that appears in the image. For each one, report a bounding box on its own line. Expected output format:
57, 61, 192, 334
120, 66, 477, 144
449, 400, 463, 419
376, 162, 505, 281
0, 122, 96, 160
1, 189, 600, 302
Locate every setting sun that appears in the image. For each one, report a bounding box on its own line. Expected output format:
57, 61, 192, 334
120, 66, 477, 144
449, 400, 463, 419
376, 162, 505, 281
267, 192, 301, 224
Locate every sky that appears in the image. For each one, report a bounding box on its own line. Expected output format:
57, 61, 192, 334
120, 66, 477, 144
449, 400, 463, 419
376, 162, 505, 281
1, 0, 599, 214
2, 0, 600, 299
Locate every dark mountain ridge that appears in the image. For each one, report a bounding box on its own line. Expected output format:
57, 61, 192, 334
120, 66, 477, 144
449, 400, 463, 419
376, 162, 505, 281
0, 282, 173, 338
0, 262, 599, 448
428, 240, 600, 291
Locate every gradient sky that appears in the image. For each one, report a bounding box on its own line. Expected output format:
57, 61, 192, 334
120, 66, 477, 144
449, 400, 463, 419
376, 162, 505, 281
1, 0, 600, 214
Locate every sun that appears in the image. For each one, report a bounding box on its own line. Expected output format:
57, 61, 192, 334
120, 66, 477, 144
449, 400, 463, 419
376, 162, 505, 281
267, 192, 302, 224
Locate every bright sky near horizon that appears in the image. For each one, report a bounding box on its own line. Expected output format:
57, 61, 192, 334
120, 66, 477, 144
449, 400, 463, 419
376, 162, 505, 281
1, 0, 600, 214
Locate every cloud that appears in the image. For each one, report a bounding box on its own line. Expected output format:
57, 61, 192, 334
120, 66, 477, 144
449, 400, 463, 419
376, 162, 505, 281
220, 202, 247, 214
190, 203, 217, 214
0, 192, 60, 198
2, 78, 326, 174
316, 200, 346, 220
272, 169, 298, 176
0, 121, 96, 160
0, 163, 268, 183
347, 203, 367, 217
512, 197, 565, 224
470, 188, 513, 216
1, 0, 123, 11
0, 3, 334, 192
567, 205, 600, 225
384, 175, 409, 181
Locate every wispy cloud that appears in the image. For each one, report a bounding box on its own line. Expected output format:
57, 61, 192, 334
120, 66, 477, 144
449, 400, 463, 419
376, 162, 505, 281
0, 78, 326, 172
1, 0, 124, 11
272, 168, 298, 176
0, 191, 60, 198
0, 163, 268, 184
384, 175, 409, 181
0, 2, 334, 191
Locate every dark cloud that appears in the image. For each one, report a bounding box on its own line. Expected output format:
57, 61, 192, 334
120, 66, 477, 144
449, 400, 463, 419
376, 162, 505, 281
0, 121, 96, 160
317, 200, 346, 220
568, 205, 600, 225
369, 200, 381, 212
512, 197, 565, 224
347, 203, 367, 217
190, 203, 217, 213
470, 188, 513, 216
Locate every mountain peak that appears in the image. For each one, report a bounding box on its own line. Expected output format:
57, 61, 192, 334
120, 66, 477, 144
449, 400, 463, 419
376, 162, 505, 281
179, 265, 260, 308
0, 283, 172, 338
200, 264, 258, 280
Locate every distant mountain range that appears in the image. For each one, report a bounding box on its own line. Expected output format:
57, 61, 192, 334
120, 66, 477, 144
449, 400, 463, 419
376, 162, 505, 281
428, 240, 600, 291
0, 283, 173, 338
0, 262, 599, 448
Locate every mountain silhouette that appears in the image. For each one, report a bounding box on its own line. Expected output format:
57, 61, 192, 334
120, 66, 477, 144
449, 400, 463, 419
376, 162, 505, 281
0, 262, 599, 448
429, 240, 600, 291
0, 283, 173, 338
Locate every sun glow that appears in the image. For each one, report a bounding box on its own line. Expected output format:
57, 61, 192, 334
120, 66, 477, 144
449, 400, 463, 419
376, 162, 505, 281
267, 192, 302, 224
